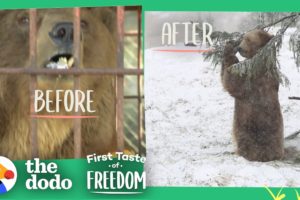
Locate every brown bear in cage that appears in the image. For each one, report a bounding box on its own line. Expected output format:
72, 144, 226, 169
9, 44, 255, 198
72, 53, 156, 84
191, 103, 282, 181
0, 8, 118, 160
221, 29, 284, 162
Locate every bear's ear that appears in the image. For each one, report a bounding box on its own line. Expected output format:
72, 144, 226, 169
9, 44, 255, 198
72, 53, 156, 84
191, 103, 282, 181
99, 7, 117, 36
258, 30, 273, 44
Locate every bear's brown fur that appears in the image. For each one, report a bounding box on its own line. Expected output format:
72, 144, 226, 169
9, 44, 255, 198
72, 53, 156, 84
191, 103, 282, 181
221, 30, 284, 162
0, 8, 117, 160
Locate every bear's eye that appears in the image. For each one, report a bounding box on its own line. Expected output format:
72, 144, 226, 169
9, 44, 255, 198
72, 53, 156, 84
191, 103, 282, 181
80, 20, 89, 29
18, 16, 29, 26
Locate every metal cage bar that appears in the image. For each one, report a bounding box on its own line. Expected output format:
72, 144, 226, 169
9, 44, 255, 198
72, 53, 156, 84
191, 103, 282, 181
29, 9, 38, 159
116, 7, 125, 151
73, 8, 82, 158
0, 68, 142, 75
136, 7, 143, 154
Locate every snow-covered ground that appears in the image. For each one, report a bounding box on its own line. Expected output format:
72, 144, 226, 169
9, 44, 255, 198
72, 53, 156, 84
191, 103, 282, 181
145, 28, 300, 186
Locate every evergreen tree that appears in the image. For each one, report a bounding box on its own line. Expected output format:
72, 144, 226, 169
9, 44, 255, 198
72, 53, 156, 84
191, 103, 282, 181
203, 13, 300, 86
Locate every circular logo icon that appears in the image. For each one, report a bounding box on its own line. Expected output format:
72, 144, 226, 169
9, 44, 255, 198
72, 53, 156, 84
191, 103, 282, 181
0, 156, 17, 194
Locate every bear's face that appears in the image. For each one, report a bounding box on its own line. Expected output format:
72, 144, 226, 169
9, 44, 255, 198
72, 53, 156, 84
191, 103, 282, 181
0, 8, 116, 83
238, 29, 273, 59
0, 8, 118, 159
36, 8, 117, 91
0, 8, 117, 113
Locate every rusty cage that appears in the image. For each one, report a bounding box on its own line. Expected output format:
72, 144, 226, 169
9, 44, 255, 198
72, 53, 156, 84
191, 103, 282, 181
0, 6, 144, 158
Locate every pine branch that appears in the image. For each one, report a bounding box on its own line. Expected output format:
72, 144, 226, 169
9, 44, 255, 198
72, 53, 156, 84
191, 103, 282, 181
203, 32, 243, 67
289, 96, 300, 100
203, 13, 300, 85
258, 13, 300, 29
285, 130, 300, 140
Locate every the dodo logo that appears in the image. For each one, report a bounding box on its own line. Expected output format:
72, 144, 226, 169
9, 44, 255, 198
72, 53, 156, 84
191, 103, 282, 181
0, 156, 17, 194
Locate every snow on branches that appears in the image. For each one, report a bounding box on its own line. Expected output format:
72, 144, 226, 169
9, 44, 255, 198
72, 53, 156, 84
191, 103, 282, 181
203, 13, 300, 86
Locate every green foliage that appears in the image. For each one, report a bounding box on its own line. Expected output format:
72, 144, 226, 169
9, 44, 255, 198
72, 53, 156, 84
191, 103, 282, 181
203, 31, 242, 68
203, 13, 300, 86
229, 35, 290, 87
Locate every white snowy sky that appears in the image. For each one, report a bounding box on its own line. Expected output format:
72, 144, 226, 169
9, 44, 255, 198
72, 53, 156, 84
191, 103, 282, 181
145, 12, 251, 48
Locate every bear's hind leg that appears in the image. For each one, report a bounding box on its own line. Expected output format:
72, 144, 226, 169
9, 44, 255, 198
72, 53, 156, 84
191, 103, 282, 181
235, 129, 284, 162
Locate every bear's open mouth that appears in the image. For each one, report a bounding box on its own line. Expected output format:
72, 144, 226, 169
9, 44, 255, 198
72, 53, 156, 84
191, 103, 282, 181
45, 53, 74, 69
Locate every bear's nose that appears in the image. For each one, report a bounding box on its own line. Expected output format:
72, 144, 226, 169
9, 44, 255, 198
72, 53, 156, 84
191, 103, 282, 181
49, 22, 74, 47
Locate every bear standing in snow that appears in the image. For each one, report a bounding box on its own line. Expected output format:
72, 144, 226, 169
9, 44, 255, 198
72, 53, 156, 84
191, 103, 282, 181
221, 29, 284, 162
